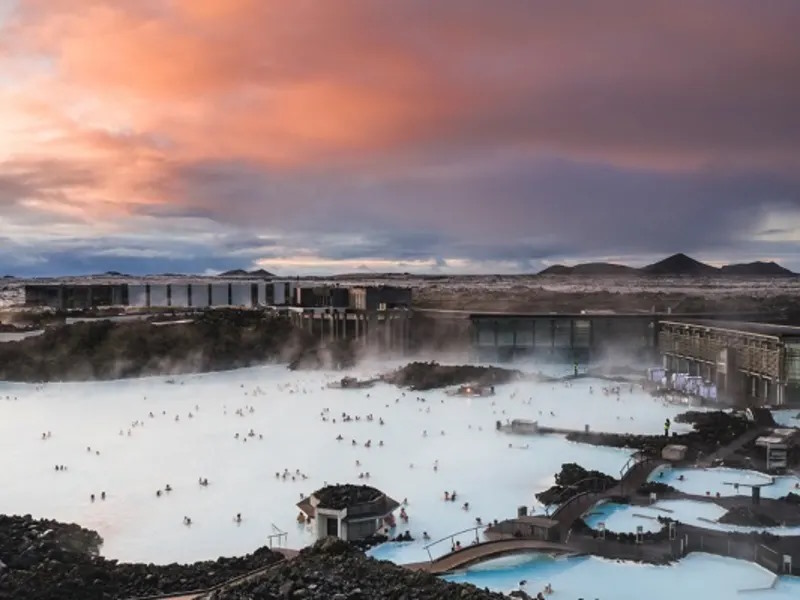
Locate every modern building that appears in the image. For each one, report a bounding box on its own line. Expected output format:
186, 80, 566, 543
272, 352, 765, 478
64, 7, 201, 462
169, 284, 190, 308
296, 484, 400, 542
23, 284, 127, 309
294, 286, 350, 308
469, 312, 659, 362
659, 320, 800, 406
148, 284, 168, 307
349, 286, 412, 311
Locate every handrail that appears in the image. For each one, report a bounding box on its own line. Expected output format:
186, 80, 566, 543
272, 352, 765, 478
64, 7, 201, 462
550, 489, 604, 521
422, 525, 485, 563
544, 477, 614, 517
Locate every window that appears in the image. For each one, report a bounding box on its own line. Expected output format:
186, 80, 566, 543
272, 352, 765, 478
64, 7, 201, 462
326, 517, 338, 537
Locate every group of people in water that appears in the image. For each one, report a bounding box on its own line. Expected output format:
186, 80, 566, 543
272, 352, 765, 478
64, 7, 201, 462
276, 468, 309, 482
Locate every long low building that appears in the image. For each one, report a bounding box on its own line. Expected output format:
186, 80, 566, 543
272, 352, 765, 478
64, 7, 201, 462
22, 281, 296, 310
659, 320, 800, 406
21, 281, 411, 312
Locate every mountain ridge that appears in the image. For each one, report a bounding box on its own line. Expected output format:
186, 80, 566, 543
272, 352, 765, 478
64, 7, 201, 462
538, 253, 796, 277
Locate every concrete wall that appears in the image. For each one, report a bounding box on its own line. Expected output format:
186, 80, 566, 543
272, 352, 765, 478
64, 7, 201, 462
170, 284, 189, 307
128, 285, 148, 308
149, 285, 168, 307
273, 282, 286, 305
190, 284, 210, 308
257, 283, 268, 306
210, 283, 230, 306
231, 283, 252, 307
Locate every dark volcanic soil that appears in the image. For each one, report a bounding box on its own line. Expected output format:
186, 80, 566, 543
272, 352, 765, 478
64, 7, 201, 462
0, 514, 282, 600
535, 463, 618, 505
382, 361, 521, 390
0, 516, 506, 600
565, 410, 754, 460
208, 537, 507, 600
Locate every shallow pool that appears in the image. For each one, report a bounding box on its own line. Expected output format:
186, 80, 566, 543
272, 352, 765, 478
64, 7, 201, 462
648, 465, 800, 499
444, 552, 800, 600
584, 499, 800, 536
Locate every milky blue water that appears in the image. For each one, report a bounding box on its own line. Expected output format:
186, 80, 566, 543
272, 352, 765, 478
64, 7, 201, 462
2, 362, 683, 564
585, 499, 800, 536
2, 361, 798, 599
444, 553, 800, 600
648, 465, 800, 498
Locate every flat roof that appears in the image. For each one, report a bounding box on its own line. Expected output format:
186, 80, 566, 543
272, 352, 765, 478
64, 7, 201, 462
663, 319, 800, 339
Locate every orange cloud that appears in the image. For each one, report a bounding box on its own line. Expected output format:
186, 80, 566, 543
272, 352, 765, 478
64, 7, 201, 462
1, 0, 799, 227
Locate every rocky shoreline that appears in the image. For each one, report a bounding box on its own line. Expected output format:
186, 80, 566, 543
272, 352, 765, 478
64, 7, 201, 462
0, 514, 284, 600
208, 537, 507, 600
535, 463, 618, 505
0, 516, 507, 600
565, 410, 756, 460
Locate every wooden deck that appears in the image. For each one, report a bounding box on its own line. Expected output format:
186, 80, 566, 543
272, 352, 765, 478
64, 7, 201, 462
410, 539, 576, 574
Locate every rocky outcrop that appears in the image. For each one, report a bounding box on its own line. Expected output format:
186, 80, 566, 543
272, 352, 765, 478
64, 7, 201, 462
718, 506, 781, 527
0, 514, 282, 600
382, 361, 521, 391
208, 537, 507, 600
567, 411, 753, 459
781, 493, 800, 505
535, 463, 618, 505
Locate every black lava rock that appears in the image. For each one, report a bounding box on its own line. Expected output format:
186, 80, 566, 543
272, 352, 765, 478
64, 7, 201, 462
208, 538, 507, 600
0, 514, 282, 600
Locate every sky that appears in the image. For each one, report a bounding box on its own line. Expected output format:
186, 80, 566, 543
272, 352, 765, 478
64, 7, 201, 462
1, 0, 799, 276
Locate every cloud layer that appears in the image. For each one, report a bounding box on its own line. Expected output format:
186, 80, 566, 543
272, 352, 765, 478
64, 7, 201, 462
1, 0, 799, 275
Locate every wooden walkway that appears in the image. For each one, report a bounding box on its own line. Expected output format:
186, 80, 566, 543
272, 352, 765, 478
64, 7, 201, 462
549, 457, 667, 539
696, 427, 770, 467
409, 539, 576, 574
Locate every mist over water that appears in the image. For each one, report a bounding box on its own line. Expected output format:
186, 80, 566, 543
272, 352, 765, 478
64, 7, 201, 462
0, 360, 687, 565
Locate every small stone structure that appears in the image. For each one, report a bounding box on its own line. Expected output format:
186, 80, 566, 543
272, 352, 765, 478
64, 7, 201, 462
486, 516, 561, 542
756, 428, 799, 471
297, 484, 400, 543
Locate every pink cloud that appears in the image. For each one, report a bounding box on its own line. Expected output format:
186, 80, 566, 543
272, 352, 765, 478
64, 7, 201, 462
0, 0, 798, 227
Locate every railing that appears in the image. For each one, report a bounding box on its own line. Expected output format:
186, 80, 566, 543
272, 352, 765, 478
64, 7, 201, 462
550, 489, 607, 522
266, 523, 288, 548
545, 477, 615, 518
422, 525, 485, 563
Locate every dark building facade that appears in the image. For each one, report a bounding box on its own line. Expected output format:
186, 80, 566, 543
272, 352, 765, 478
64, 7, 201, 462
348, 286, 412, 311
659, 320, 800, 406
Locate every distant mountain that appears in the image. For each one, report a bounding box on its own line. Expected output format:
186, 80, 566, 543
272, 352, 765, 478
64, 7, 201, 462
641, 253, 718, 276
537, 253, 796, 277
219, 268, 275, 278
538, 262, 638, 276
249, 268, 275, 278
718, 261, 796, 277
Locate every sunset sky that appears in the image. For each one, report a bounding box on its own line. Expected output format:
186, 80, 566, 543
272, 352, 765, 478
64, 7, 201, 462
1, 0, 799, 276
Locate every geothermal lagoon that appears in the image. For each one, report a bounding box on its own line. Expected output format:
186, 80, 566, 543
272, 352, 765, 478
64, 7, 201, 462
2, 361, 798, 598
